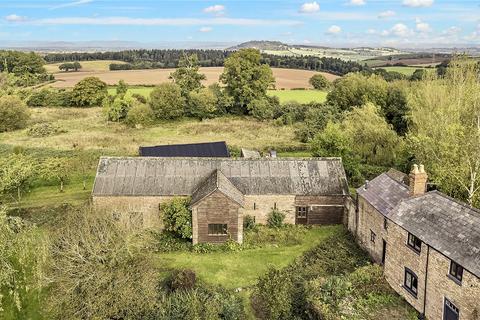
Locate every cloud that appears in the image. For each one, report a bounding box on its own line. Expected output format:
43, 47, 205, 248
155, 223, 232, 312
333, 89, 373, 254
348, 0, 365, 6
366, 28, 377, 34
415, 19, 431, 33
27, 16, 302, 27
383, 23, 413, 37
402, 0, 434, 8
299, 2, 320, 14
5, 14, 27, 22
50, 0, 93, 10
442, 26, 461, 36
203, 4, 225, 16
378, 10, 395, 19
327, 25, 342, 34
199, 26, 212, 32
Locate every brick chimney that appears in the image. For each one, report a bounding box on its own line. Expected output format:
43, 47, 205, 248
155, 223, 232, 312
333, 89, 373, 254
409, 164, 428, 197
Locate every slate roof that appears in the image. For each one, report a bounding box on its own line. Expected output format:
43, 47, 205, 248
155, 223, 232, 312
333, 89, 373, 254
357, 173, 410, 216
92, 157, 349, 197
389, 191, 480, 277
191, 169, 244, 207
138, 141, 230, 158
386, 168, 409, 185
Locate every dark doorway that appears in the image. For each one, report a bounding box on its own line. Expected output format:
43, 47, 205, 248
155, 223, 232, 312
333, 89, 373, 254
444, 298, 459, 320
382, 240, 387, 265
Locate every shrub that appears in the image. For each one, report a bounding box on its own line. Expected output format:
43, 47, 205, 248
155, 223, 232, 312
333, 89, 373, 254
309, 74, 330, 90
125, 102, 155, 127
251, 267, 293, 319
243, 215, 256, 231
153, 231, 192, 252
105, 97, 131, 122
160, 197, 192, 239
169, 269, 197, 291
187, 87, 218, 120
71, 76, 108, 107
149, 83, 185, 120
131, 93, 147, 104
0, 95, 30, 132
267, 209, 286, 228
247, 97, 275, 120
26, 123, 66, 137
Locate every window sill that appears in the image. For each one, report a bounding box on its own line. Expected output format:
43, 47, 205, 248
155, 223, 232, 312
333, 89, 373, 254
405, 244, 421, 255
447, 274, 462, 286
402, 285, 418, 299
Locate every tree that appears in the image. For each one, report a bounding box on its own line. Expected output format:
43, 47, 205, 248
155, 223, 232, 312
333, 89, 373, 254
169, 54, 206, 97
326, 73, 388, 111
149, 83, 185, 120
295, 103, 340, 142
247, 97, 275, 120
384, 82, 410, 135
0, 95, 30, 132
0, 154, 36, 201
125, 102, 155, 128
71, 76, 108, 107
410, 69, 426, 81
160, 197, 192, 239
41, 157, 72, 192
116, 79, 128, 97
408, 58, 480, 207
73, 61, 82, 71
220, 49, 275, 113
47, 207, 158, 319
105, 97, 131, 122
309, 74, 330, 90
187, 87, 218, 120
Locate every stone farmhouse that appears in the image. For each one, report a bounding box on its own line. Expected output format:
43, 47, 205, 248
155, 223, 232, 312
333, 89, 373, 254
92, 157, 349, 244
348, 165, 480, 320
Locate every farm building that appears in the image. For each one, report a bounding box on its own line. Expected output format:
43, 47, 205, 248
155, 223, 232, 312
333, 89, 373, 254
92, 157, 349, 244
138, 141, 230, 157
348, 165, 480, 320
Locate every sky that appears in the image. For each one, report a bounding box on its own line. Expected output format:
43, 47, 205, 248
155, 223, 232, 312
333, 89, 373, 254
0, 0, 479, 48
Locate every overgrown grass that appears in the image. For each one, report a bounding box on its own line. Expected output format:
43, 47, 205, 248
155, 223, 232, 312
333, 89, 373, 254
156, 225, 341, 289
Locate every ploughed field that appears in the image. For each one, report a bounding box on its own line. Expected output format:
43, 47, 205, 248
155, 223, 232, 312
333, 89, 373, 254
48, 65, 339, 89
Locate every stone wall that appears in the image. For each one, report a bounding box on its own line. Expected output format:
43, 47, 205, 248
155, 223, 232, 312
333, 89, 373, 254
242, 195, 296, 224
356, 196, 388, 264
191, 190, 241, 245
424, 248, 480, 320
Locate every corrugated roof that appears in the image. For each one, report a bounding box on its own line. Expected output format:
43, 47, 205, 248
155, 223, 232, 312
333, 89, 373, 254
138, 141, 230, 157
357, 173, 410, 216
191, 169, 244, 207
389, 191, 480, 278
92, 157, 349, 197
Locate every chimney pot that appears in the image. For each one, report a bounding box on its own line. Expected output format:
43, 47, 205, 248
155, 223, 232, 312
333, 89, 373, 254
409, 164, 428, 197
365, 180, 369, 190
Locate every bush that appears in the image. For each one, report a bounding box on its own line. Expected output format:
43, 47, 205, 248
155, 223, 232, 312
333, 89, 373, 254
309, 74, 330, 90
105, 97, 131, 122
243, 215, 256, 231
187, 87, 218, 120
251, 267, 293, 319
160, 197, 192, 239
26, 123, 66, 137
169, 269, 197, 291
71, 76, 108, 107
247, 97, 275, 120
149, 83, 185, 120
0, 95, 30, 132
153, 231, 192, 252
244, 225, 307, 247
125, 102, 155, 127
131, 93, 147, 104
267, 209, 286, 228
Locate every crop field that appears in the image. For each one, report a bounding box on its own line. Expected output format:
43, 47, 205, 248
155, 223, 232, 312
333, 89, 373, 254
48, 64, 339, 89
44, 60, 127, 73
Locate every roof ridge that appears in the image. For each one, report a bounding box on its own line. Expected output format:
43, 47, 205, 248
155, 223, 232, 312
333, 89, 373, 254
427, 190, 480, 216
382, 172, 409, 190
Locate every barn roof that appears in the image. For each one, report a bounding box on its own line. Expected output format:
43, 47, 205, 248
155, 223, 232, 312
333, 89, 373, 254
389, 191, 480, 278
357, 173, 410, 216
92, 157, 349, 197
191, 169, 244, 207
138, 141, 230, 158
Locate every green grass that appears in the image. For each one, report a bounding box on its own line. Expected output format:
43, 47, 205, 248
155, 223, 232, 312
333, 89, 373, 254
108, 86, 154, 97
268, 89, 327, 104
45, 60, 126, 73
157, 225, 341, 289
374, 66, 422, 76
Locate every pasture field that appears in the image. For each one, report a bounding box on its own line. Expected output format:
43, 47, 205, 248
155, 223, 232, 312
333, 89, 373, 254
268, 89, 327, 103
374, 66, 422, 76
45, 60, 126, 73
49, 64, 339, 89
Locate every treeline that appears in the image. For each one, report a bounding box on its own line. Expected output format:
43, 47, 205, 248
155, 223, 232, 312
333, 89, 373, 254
43, 49, 366, 76
0, 50, 52, 86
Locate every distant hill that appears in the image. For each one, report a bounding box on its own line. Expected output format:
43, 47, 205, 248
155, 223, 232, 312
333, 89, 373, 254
227, 40, 290, 51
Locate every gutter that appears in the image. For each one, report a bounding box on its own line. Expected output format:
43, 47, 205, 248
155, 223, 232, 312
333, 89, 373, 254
421, 244, 430, 319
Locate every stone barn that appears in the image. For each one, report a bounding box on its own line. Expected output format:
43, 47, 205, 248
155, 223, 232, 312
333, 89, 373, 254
92, 157, 349, 244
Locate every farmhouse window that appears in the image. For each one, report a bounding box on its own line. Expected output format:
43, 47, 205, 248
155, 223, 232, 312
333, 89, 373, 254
449, 261, 463, 283
296, 206, 308, 218
404, 268, 418, 297
370, 230, 376, 243
407, 233, 422, 253
208, 224, 228, 236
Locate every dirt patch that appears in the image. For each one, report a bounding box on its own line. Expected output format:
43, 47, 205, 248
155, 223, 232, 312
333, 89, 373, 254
49, 67, 339, 89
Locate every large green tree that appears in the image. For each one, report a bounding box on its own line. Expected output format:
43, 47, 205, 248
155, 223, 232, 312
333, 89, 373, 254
220, 49, 275, 113
71, 77, 108, 107
309, 74, 330, 90
0, 154, 36, 201
149, 83, 185, 120
408, 58, 480, 207
169, 54, 206, 97
0, 95, 30, 132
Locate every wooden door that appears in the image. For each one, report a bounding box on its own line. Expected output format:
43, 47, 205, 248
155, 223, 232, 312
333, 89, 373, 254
295, 206, 308, 225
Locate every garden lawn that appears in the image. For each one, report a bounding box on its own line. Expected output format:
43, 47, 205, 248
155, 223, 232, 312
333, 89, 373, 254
267, 89, 327, 104
156, 225, 341, 289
